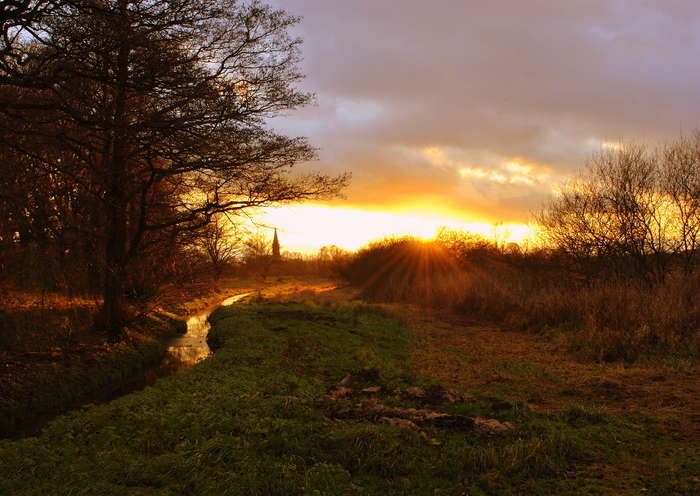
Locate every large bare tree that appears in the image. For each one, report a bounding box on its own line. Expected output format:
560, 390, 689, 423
1, 1, 58, 55
0, 0, 348, 338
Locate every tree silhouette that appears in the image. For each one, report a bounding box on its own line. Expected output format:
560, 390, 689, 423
242, 230, 273, 281
536, 133, 700, 283
0, 1, 64, 58
0, 0, 348, 338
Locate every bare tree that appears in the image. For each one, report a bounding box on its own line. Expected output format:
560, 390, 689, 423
0, 0, 349, 338
195, 213, 242, 283
660, 131, 700, 275
316, 244, 351, 277
536, 134, 700, 283
242, 230, 273, 280
0, 1, 63, 58
537, 141, 658, 280
435, 227, 499, 269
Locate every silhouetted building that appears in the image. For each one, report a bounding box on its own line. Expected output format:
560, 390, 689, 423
272, 229, 281, 260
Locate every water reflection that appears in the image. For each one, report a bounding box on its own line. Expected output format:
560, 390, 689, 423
145, 293, 250, 384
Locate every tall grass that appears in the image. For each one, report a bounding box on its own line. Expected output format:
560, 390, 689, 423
402, 270, 700, 363
342, 234, 700, 364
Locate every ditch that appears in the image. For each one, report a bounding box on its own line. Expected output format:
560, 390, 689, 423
4, 293, 250, 440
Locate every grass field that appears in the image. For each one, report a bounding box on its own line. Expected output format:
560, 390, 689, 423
2, 288, 700, 495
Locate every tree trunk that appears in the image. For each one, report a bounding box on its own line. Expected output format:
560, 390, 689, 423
96, 188, 129, 341
96, 10, 131, 341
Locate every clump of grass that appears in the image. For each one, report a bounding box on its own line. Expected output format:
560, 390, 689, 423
284, 287, 320, 303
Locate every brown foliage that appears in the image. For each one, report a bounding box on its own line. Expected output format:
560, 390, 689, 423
342, 227, 700, 363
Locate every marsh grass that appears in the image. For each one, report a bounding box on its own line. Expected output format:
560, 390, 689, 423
342, 235, 700, 365
2, 299, 700, 494
356, 259, 700, 365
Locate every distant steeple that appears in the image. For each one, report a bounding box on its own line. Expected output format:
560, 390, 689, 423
272, 228, 281, 260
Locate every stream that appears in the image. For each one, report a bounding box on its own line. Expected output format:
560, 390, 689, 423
7, 293, 250, 440
142, 293, 250, 384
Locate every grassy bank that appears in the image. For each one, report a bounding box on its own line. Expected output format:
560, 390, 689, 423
2, 296, 699, 494
0, 312, 183, 437
0, 276, 336, 438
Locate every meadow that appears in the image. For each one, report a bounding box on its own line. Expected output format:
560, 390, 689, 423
4, 206, 700, 493
343, 233, 700, 367
2, 289, 700, 495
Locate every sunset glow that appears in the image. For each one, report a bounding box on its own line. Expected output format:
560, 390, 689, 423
266, 0, 697, 253
258, 205, 534, 254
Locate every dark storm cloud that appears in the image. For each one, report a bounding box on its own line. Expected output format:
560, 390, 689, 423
271, 0, 700, 222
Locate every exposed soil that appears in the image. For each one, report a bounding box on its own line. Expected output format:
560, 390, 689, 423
324, 383, 513, 436
395, 305, 700, 443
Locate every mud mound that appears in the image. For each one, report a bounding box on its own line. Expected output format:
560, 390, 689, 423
327, 384, 476, 404
324, 384, 511, 437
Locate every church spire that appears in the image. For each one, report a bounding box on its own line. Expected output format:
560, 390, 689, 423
272, 228, 281, 260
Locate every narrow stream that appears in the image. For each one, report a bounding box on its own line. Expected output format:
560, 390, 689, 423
5, 293, 250, 440
143, 293, 250, 383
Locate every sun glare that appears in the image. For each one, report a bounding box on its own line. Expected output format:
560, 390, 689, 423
257, 205, 534, 254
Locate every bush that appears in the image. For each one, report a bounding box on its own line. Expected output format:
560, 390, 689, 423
341, 236, 457, 303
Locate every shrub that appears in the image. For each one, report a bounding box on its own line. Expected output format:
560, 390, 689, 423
341, 236, 457, 303
342, 231, 700, 364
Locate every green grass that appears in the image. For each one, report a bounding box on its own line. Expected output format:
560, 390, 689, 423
1, 299, 699, 495
485, 358, 562, 382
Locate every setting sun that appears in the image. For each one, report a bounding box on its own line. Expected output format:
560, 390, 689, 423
258, 204, 534, 254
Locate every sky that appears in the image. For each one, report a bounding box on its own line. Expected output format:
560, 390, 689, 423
257, 0, 700, 254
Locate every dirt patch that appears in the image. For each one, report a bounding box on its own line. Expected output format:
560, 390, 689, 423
323, 382, 511, 436
338, 367, 381, 386
401, 384, 476, 405
328, 384, 476, 405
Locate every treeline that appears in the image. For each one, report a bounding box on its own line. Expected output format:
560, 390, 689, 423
340, 132, 700, 364
274, 245, 353, 279
216, 232, 352, 281
0, 217, 350, 294
537, 132, 700, 283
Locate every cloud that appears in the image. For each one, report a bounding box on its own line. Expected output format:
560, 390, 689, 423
271, 0, 700, 223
